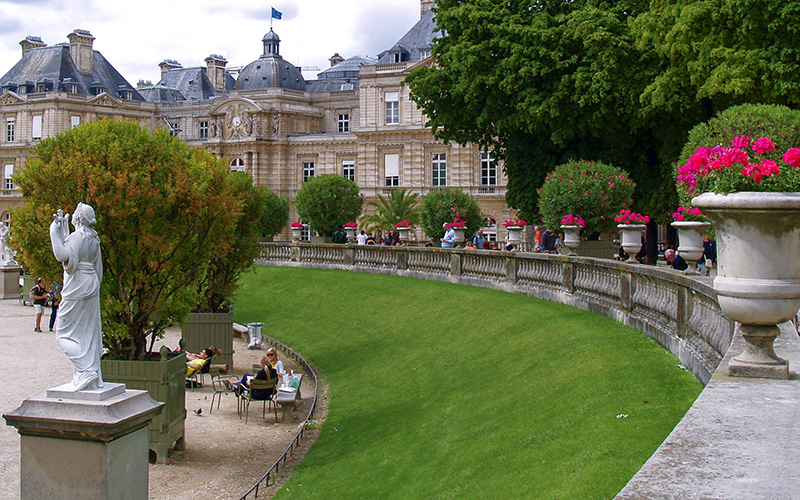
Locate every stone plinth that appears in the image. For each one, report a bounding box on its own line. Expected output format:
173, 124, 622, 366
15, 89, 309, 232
0, 264, 21, 299
3, 383, 164, 500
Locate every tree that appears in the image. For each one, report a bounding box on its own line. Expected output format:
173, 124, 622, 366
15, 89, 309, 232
258, 186, 290, 237
418, 188, 482, 241
10, 119, 242, 360
359, 188, 420, 234
537, 161, 635, 237
295, 174, 363, 235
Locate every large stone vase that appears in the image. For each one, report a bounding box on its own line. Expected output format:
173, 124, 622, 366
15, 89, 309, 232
397, 227, 411, 242
452, 228, 465, 245
560, 225, 581, 255
618, 224, 645, 255
671, 221, 711, 262
693, 191, 800, 379
506, 226, 523, 246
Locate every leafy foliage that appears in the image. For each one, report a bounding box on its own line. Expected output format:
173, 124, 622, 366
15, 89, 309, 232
417, 188, 482, 241
675, 104, 800, 200
10, 119, 243, 360
258, 186, 290, 237
295, 174, 363, 236
538, 161, 635, 237
359, 188, 420, 235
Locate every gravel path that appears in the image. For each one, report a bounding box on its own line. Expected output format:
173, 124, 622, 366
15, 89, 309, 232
0, 298, 322, 500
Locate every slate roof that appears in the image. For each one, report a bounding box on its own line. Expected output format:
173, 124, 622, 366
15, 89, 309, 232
305, 79, 357, 93
237, 29, 306, 92
144, 67, 233, 102
0, 44, 143, 100
317, 55, 376, 81
377, 9, 439, 64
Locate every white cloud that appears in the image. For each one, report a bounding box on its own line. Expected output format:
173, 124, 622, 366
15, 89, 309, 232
0, 0, 421, 84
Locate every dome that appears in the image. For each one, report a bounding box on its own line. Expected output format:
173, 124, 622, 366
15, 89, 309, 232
236, 29, 305, 91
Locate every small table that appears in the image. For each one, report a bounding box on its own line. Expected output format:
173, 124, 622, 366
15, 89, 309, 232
274, 373, 303, 422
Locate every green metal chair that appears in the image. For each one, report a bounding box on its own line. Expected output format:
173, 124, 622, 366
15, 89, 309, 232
243, 377, 278, 424
208, 366, 237, 414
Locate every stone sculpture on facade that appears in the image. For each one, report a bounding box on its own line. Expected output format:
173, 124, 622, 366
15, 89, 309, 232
0, 221, 17, 266
49, 203, 104, 391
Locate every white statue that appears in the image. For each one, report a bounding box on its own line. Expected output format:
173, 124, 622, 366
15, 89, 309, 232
0, 221, 16, 266
50, 203, 104, 391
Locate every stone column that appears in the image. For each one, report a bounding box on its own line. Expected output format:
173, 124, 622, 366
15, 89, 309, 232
4, 383, 163, 500
0, 264, 22, 299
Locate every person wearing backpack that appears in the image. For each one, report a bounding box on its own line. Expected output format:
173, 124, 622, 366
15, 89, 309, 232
472, 229, 486, 250
31, 277, 50, 332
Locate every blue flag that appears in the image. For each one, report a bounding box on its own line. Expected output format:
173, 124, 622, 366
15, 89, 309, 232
271, 7, 283, 19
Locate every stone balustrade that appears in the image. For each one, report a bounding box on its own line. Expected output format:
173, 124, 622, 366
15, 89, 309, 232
257, 242, 735, 385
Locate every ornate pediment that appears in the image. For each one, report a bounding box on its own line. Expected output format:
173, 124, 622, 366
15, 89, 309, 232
207, 98, 264, 140
0, 91, 26, 105
87, 92, 123, 108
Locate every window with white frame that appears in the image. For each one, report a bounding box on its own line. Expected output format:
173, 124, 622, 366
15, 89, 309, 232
481, 151, 496, 186
5, 117, 15, 142
303, 161, 315, 182
337, 113, 350, 133
432, 152, 447, 187
32, 115, 42, 141
199, 121, 209, 139
70, 116, 80, 129
4, 164, 13, 191
229, 158, 245, 171
342, 160, 355, 181
384, 154, 399, 187
385, 92, 399, 125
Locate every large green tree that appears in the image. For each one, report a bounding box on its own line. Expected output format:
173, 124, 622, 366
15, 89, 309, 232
295, 174, 363, 235
11, 119, 243, 360
258, 186, 290, 237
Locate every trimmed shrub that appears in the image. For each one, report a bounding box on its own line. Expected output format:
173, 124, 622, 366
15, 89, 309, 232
418, 188, 482, 240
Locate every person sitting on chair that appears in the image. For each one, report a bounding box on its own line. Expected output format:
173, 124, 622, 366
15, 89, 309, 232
230, 355, 278, 398
186, 348, 214, 378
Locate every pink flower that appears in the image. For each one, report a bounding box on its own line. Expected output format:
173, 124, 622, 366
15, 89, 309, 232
721, 149, 749, 168
784, 148, 800, 168
752, 137, 776, 155
731, 135, 751, 149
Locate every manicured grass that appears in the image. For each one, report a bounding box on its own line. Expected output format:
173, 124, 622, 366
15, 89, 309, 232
234, 266, 702, 499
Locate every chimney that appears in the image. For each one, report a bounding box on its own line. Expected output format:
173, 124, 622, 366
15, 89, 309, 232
20, 36, 46, 58
329, 53, 344, 67
67, 29, 95, 73
159, 59, 182, 80
421, 0, 435, 17
204, 54, 228, 92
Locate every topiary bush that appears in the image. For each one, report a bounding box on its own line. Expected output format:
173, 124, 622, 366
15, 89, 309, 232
537, 160, 635, 237
295, 174, 363, 236
418, 188, 482, 241
258, 186, 290, 237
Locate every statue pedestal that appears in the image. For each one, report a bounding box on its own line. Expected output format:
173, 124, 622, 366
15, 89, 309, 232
0, 264, 21, 299
3, 383, 164, 500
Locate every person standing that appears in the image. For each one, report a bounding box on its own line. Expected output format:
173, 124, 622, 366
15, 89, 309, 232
48, 280, 61, 332
32, 277, 49, 332
357, 230, 367, 245
332, 225, 347, 244
541, 228, 556, 253
534, 226, 543, 252
441, 222, 456, 248
472, 229, 486, 249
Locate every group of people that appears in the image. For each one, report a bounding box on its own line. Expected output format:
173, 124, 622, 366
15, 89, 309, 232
533, 226, 561, 254
227, 347, 287, 399
665, 235, 717, 273
31, 277, 61, 333
354, 229, 402, 246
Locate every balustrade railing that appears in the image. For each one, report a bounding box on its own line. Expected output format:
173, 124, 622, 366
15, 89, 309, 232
256, 242, 735, 385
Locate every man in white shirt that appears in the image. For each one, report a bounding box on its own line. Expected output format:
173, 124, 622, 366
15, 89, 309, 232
441, 222, 456, 248
357, 230, 368, 245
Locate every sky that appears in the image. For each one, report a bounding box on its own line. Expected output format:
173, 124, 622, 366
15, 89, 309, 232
0, 0, 422, 84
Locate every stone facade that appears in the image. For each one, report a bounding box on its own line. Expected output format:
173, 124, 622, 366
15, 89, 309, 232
0, 2, 514, 241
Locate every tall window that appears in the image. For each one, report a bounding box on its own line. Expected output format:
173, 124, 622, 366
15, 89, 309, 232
303, 161, 315, 182
32, 115, 42, 141
342, 160, 355, 181
6, 117, 15, 142
70, 115, 81, 129
199, 121, 209, 139
385, 92, 399, 125
229, 158, 245, 171
337, 113, 350, 133
432, 153, 447, 187
481, 151, 496, 186
384, 154, 399, 187
4, 164, 13, 190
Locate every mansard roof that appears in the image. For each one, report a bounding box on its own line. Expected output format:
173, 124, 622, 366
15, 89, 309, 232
377, 9, 439, 64
317, 55, 376, 81
145, 66, 233, 102
0, 44, 143, 100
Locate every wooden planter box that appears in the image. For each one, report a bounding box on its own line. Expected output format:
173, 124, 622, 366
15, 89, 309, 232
101, 352, 186, 463
181, 311, 234, 370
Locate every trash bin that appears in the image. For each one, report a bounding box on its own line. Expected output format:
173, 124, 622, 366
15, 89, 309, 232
246, 322, 263, 350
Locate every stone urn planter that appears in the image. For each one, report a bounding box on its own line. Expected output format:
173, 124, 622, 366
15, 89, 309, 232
101, 350, 186, 463
560, 225, 581, 255
693, 191, 800, 379
671, 221, 711, 262
506, 226, 524, 246
345, 227, 356, 242
291, 227, 303, 241
452, 227, 466, 245
617, 224, 645, 255
397, 226, 411, 242
182, 311, 234, 370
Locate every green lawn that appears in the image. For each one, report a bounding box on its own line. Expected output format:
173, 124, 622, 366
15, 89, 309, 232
234, 266, 701, 499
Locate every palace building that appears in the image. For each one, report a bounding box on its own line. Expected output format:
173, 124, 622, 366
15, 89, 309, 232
0, 1, 512, 241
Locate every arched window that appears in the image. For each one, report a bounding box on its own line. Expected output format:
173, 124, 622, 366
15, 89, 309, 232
229, 158, 245, 172
482, 217, 497, 242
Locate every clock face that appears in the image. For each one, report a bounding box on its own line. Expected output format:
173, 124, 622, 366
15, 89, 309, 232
232, 116, 241, 127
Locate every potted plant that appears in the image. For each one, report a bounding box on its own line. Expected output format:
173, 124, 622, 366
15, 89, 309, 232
291, 222, 304, 241
614, 209, 649, 255
670, 206, 711, 264
343, 222, 358, 241
503, 217, 527, 246
447, 217, 468, 245
560, 214, 585, 255
395, 221, 412, 242
678, 117, 800, 378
